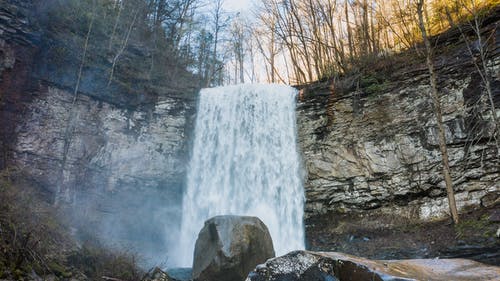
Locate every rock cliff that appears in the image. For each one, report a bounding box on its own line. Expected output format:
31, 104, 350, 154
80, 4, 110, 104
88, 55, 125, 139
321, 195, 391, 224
2, 0, 499, 267
0, 0, 197, 262
297, 17, 499, 221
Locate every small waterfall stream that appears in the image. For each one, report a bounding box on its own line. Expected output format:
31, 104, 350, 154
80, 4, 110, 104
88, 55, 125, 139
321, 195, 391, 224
176, 84, 305, 266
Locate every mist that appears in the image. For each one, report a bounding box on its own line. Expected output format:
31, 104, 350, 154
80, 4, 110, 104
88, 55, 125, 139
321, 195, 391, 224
70, 185, 183, 268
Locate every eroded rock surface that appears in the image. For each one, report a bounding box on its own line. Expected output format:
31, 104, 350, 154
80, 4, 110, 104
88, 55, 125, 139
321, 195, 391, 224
246, 250, 500, 281
193, 216, 275, 281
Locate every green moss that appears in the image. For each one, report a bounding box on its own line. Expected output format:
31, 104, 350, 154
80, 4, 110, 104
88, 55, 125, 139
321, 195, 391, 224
359, 74, 389, 95
360, 75, 379, 87
32, 262, 45, 276
455, 215, 494, 239
396, 221, 425, 234
13, 268, 25, 279
49, 261, 72, 278
366, 81, 389, 95
51, 45, 71, 65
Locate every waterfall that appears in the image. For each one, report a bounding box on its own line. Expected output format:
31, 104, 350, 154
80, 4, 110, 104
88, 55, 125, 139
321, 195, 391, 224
176, 84, 305, 267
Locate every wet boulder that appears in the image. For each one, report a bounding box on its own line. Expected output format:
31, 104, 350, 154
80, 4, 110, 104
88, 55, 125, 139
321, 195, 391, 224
246, 250, 500, 281
192, 215, 275, 281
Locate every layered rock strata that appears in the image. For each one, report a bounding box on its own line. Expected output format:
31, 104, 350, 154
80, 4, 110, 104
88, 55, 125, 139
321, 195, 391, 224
297, 21, 499, 220
0, 0, 197, 261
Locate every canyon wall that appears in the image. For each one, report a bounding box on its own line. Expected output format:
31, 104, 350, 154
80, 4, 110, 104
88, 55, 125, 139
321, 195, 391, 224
297, 23, 499, 221
0, 0, 196, 262
1, 0, 499, 259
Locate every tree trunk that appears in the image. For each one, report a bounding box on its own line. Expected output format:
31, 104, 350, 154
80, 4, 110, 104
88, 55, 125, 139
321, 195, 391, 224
417, 0, 459, 224
345, 1, 355, 61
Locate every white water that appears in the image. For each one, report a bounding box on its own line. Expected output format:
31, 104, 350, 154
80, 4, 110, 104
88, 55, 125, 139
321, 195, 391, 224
176, 84, 305, 266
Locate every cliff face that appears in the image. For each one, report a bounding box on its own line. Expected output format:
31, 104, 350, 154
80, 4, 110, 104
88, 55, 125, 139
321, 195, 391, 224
0, 0, 196, 260
14, 86, 192, 202
2, 0, 499, 264
297, 21, 499, 222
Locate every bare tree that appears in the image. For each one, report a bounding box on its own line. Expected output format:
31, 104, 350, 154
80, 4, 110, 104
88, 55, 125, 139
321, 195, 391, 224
205, 0, 229, 87
58, 0, 97, 205
417, 0, 459, 224
108, 8, 139, 86
445, 0, 498, 152
108, 1, 123, 51
230, 16, 246, 84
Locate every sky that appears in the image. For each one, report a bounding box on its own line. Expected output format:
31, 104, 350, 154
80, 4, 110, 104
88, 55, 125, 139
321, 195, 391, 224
223, 0, 255, 13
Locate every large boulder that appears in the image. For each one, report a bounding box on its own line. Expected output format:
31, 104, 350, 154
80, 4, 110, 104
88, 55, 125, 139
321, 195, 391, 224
192, 215, 275, 281
246, 251, 500, 281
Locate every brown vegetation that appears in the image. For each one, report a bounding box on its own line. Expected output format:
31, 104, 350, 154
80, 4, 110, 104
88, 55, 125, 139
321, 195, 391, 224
0, 170, 144, 280
254, 0, 499, 84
